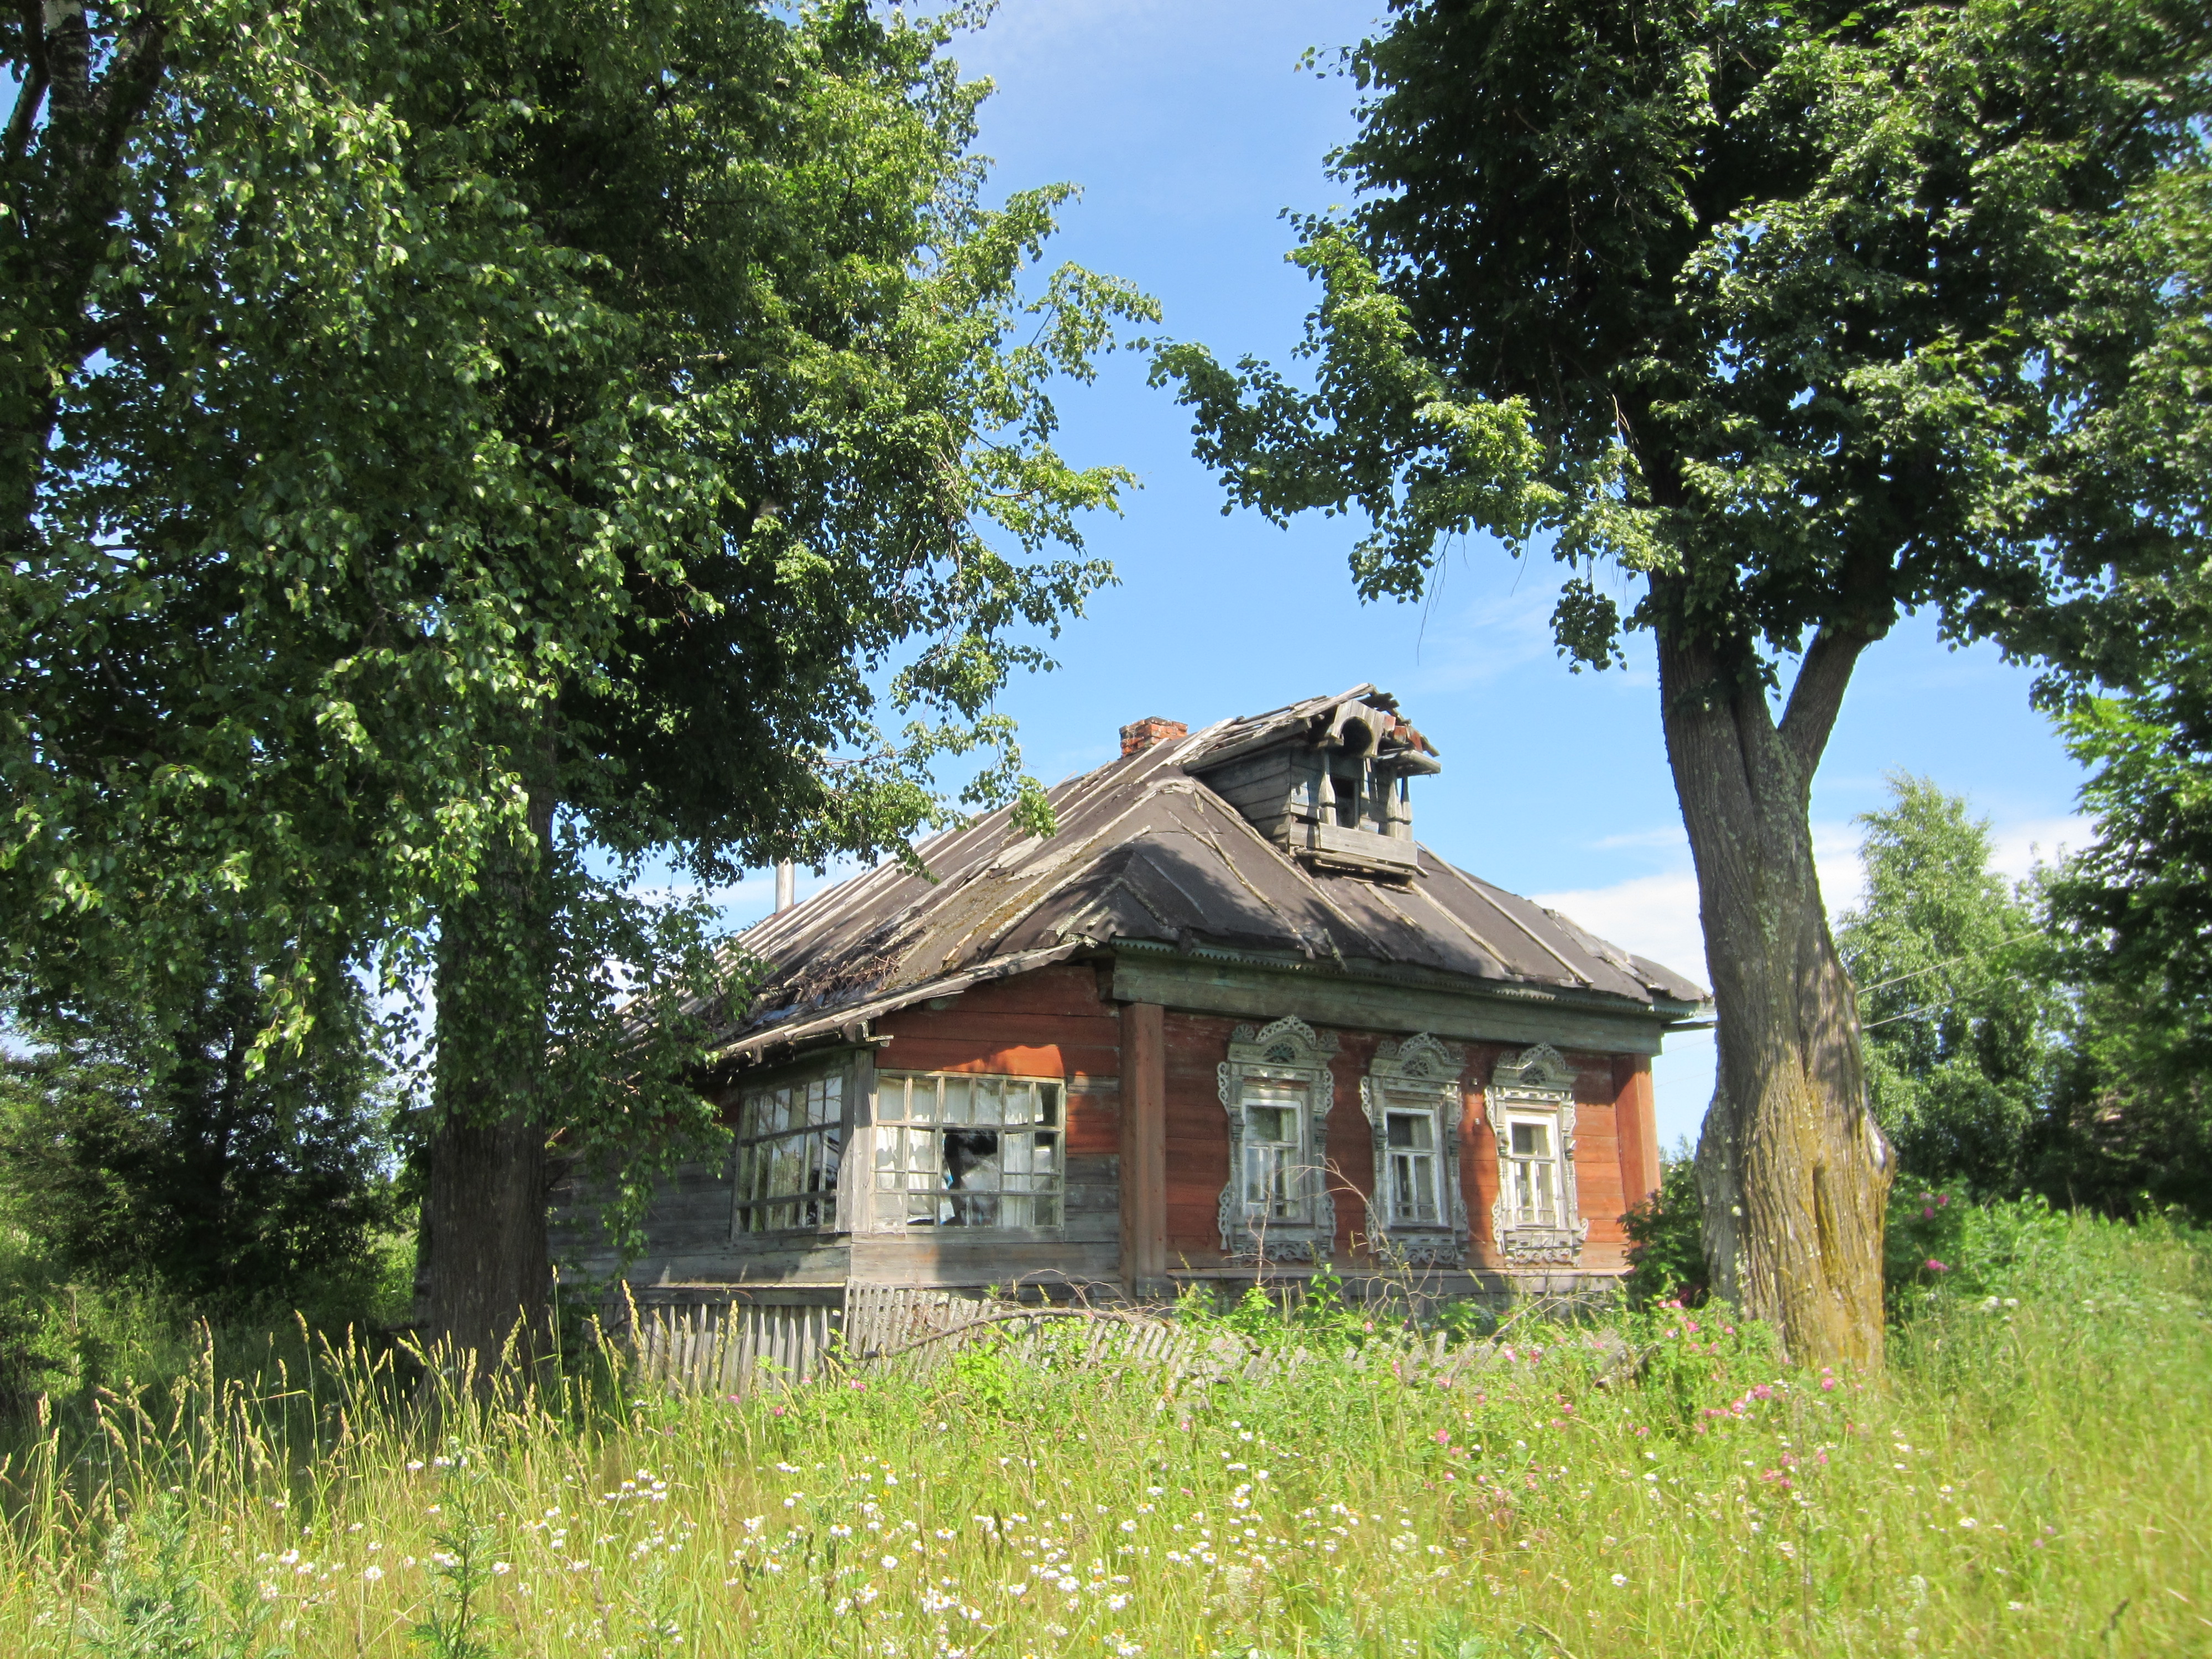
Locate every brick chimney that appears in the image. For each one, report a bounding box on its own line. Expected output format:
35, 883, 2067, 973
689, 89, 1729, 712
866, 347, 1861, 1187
1120, 716, 1187, 758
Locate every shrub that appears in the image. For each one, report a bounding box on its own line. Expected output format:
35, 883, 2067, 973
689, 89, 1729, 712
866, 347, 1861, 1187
1623, 1148, 1708, 1306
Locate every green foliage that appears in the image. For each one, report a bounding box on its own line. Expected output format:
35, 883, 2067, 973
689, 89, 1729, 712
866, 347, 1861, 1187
1175, 1261, 1383, 1352
1623, 1146, 1709, 1307
1155, 0, 2212, 670
411, 1456, 503, 1659
84, 1493, 279, 1659
2041, 674, 2212, 1218
1836, 775, 2063, 1192
1, 1213, 2205, 1654
947, 1333, 1021, 1419
0, 967, 397, 1311
6, 2, 1154, 1208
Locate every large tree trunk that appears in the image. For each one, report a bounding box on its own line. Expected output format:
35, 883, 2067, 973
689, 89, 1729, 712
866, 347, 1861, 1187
1655, 611, 1895, 1372
422, 755, 559, 1378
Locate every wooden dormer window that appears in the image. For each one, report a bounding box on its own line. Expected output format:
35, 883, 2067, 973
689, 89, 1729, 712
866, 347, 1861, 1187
1187, 692, 1435, 882
1329, 758, 1366, 829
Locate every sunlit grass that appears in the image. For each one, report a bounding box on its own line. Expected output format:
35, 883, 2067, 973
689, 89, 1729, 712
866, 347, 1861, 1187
1, 1205, 2205, 1657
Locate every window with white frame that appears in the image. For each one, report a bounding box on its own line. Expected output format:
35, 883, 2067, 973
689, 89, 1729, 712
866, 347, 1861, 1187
1239, 1083, 1308, 1223
1361, 1034, 1468, 1263
1484, 1044, 1588, 1266
731, 1070, 846, 1236
1499, 1115, 1562, 1227
870, 1072, 1063, 1229
1217, 1016, 1339, 1260
1383, 1109, 1442, 1223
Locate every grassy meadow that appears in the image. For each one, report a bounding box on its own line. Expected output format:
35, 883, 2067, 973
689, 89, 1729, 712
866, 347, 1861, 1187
0, 1202, 2205, 1659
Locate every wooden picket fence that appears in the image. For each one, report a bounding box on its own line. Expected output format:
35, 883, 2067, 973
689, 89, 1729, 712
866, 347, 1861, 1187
623, 1284, 1616, 1399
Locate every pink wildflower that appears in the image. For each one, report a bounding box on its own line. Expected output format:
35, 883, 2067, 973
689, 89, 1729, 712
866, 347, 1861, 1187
1926, 1258, 1949, 1274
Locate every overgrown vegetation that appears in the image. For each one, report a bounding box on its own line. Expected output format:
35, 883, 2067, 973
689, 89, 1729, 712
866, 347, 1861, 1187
0, 1204, 2200, 1657
1822, 771, 2212, 1220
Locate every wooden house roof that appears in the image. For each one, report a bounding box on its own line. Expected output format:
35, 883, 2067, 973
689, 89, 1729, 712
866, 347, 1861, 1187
713, 686, 1709, 1063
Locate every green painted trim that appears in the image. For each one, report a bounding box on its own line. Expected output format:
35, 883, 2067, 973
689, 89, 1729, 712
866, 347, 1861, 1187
1109, 950, 1672, 1056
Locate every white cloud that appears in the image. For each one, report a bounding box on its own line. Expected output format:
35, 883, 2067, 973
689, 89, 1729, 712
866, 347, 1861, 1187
1991, 815, 2091, 883
1536, 870, 1708, 987
1541, 810, 2084, 1151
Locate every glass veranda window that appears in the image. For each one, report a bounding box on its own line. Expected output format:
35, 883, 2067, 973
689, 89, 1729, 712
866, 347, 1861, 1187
732, 1073, 843, 1235
1504, 1118, 1561, 1228
1383, 1107, 1441, 1225
872, 1073, 1063, 1228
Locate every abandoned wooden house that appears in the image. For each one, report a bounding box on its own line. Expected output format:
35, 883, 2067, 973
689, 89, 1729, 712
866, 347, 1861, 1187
556, 685, 1708, 1359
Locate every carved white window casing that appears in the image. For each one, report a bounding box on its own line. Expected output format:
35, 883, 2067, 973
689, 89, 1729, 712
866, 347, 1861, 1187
1360, 1034, 1469, 1266
1217, 1016, 1339, 1261
1485, 1044, 1589, 1267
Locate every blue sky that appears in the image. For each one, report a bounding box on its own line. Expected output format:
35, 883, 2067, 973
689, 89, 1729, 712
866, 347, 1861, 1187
721, 0, 2093, 1150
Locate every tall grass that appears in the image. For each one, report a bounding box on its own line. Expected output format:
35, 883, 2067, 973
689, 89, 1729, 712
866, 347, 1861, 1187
0, 1204, 2204, 1657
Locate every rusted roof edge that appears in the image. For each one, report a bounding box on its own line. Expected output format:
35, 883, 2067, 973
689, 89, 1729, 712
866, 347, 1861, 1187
707, 942, 1096, 1065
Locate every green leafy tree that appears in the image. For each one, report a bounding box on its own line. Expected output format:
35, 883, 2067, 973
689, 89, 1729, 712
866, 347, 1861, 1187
1152, 0, 2211, 1368
1835, 776, 2059, 1192
0, 954, 395, 1310
2041, 675, 2212, 1217
8, 1, 1151, 1365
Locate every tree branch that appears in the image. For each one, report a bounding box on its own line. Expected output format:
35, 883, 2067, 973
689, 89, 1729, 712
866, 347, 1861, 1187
6, 0, 51, 163
1777, 627, 1872, 781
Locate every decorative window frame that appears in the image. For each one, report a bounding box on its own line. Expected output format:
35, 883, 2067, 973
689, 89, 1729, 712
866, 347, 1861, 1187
1217, 1016, 1340, 1261
1360, 1034, 1469, 1266
1485, 1043, 1589, 1267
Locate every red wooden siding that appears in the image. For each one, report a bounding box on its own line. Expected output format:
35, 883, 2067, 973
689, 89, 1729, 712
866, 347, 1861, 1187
873, 964, 1121, 1154
864, 964, 1662, 1276
1613, 1056, 1662, 1214
1162, 1011, 1235, 1264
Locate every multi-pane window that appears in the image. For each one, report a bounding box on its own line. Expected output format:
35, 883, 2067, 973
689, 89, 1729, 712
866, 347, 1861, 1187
871, 1073, 1063, 1229
1381, 1107, 1442, 1226
1360, 1035, 1467, 1263
1484, 1044, 1586, 1265
1501, 1117, 1563, 1228
732, 1073, 844, 1235
1239, 1085, 1310, 1224
1218, 1018, 1339, 1260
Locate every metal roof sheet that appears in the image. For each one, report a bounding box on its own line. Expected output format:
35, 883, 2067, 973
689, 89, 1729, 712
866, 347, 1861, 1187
713, 690, 1709, 1060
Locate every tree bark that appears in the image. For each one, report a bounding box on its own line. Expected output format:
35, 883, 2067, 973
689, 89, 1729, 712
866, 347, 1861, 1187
422, 753, 559, 1379
1656, 603, 1895, 1371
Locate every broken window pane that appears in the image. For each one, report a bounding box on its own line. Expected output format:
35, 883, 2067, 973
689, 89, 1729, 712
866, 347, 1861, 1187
732, 1073, 844, 1235
872, 1073, 1065, 1228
